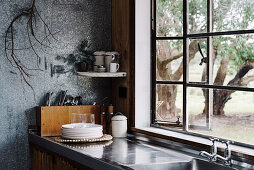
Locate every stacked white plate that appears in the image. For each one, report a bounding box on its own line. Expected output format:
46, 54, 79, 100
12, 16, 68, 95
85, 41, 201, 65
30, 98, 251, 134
62, 123, 103, 139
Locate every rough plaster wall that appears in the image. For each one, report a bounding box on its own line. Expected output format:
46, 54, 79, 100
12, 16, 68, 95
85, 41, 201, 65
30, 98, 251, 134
0, 0, 112, 169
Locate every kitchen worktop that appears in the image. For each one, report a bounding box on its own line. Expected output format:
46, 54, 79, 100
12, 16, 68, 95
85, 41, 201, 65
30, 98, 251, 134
29, 131, 194, 170
28, 130, 254, 170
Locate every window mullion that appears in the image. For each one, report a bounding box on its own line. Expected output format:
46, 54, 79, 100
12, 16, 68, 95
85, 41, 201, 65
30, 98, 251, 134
151, 0, 156, 124
183, 0, 189, 131
207, 0, 213, 130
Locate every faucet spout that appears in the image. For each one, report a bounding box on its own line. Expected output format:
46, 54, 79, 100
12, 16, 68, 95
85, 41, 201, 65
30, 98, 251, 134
199, 138, 218, 162
199, 139, 232, 166
213, 154, 231, 166
199, 151, 213, 160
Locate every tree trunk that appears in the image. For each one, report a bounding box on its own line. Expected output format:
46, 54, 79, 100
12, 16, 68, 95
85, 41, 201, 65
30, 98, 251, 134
203, 54, 233, 115
213, 89, 232, 115
156, 41, 199, 120
209, 61, 254, 115
157, 84, 178, 120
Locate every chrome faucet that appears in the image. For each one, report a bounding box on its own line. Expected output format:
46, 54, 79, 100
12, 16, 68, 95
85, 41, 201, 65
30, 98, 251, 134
199, 138, 219, 161
213, 140, 232, 166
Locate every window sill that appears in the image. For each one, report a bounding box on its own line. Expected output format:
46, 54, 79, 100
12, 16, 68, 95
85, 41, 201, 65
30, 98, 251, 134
131, 127, 254, 160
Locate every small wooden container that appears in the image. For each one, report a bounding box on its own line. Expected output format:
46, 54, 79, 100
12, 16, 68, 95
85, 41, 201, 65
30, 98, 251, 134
36, 105, 101, 136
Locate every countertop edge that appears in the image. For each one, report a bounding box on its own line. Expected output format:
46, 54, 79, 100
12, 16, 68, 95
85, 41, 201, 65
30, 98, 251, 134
28, 133, 126, 170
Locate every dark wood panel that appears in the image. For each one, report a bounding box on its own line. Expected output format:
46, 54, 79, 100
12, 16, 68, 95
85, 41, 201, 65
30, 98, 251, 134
30, 144, 92, 170
111, 0, 135, 129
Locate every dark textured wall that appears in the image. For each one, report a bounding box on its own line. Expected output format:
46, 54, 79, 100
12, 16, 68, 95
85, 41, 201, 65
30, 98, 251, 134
0, 0, 112, 169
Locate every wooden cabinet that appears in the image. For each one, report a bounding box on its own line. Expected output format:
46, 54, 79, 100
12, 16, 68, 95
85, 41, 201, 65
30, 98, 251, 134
30, 144, 92, 170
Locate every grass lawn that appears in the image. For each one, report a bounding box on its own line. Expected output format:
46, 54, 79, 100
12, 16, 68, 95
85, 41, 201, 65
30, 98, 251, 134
160, 68, 254, 145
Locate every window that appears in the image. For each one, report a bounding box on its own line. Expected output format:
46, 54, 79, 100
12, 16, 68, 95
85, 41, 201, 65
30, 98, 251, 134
152, 0, 254, 146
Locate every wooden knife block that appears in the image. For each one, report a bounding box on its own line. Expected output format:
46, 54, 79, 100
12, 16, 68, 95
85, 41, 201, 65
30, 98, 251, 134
36, 105, 101, 136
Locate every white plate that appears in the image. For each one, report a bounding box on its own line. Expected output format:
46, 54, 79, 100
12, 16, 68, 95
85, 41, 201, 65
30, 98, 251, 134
62, 134, 103, 139
62, 131, 102, 136
62, 129, 102, 133
62, 123, 102, 129
62, 131, 102, 134
62, 135, 103, 139
61, 123, 103, 139
62, 128, 102, 132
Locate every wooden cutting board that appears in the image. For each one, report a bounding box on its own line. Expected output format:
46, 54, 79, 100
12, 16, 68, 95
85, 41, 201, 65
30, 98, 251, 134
36, 105, 101, 136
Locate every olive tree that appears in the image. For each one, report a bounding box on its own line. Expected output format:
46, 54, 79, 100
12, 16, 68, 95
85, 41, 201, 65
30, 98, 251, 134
156, 0, 254, 120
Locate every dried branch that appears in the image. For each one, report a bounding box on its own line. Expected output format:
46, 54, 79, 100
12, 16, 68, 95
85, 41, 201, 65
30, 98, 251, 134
4, 0, 57, 101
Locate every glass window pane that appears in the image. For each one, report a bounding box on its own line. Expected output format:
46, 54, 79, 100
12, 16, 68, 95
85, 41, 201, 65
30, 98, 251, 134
156, 84, 183, 129
212, 34, 254, 88
189, 38, 208, 83
188, 87, 208, 128
189, 88, 254, 145
156, 40, 183, 81
156, 0, 183, 36
188, 0, 207, 34
213, 0, 254, 32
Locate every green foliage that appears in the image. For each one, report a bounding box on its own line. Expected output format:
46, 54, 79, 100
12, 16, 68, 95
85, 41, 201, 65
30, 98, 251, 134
232, 36, 254, 70
157, 0, 183, 36
189, 0, 207, 33
157, 0, 254, 73
167, 40, 183, 51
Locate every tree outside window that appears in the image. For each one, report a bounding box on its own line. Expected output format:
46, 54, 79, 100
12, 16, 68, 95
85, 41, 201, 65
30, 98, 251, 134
154, 0, 254, 145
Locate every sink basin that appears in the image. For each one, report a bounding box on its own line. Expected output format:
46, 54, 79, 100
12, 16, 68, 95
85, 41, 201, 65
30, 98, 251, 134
186, 158, 236, 170
129, 159, 236, 170
128, 161, 191, 170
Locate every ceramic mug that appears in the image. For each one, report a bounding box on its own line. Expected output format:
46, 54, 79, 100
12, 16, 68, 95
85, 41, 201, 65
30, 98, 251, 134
105, 52, 119, 72
110, 63, 120, 72
105, 55, 114, 72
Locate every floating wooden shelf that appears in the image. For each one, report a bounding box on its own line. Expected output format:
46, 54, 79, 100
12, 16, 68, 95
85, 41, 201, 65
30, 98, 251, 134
77, 72, 127, 78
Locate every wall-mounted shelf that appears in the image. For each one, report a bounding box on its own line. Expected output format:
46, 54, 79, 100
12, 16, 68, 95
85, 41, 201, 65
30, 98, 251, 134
77, 72, 127, 78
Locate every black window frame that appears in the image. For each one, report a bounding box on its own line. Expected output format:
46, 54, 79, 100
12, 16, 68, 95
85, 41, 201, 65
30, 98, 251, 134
151, 0, 254, 148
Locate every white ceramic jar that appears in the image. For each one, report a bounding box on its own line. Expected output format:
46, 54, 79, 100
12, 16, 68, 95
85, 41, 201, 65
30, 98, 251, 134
93, 51, 106, 69
111, 112, 127, 138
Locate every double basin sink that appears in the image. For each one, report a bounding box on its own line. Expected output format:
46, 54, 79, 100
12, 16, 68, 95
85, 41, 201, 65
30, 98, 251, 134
108, 138, 238, 170
185, 158, 235, 170
130, 158, 236, 170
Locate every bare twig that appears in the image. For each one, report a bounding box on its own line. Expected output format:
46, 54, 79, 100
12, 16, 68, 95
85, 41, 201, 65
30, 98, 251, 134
4, 0, 57, 101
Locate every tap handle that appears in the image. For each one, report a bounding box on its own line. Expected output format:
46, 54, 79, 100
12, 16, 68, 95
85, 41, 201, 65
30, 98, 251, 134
221, 140, 230, 148
209, 137, 219, 144
221, 140, 232, 158
209, 138, 219, 155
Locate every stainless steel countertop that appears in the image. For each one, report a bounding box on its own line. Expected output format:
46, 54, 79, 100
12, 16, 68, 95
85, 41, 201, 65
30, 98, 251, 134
28, 131, 193, 170
28, 130, 254, 170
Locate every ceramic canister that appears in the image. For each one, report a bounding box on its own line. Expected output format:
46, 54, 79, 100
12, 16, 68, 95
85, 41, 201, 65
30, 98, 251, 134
111, 112, 127, 138
94, 55, 104, 66
93, 51, 106, 67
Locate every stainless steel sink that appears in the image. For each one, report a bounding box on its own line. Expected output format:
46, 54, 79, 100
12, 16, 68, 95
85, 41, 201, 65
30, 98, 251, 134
129, 159, 237, 170
186, 158, 236, 170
